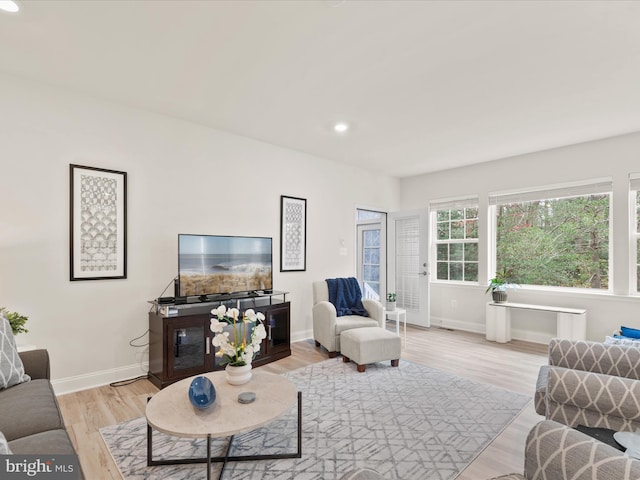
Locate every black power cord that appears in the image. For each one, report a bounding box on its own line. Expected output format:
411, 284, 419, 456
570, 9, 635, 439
110, 329, 152, 388
109, 375, 149, 387
112, 277, 180, 388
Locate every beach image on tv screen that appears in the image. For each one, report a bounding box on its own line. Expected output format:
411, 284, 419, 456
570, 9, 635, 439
179, 235, 272, 296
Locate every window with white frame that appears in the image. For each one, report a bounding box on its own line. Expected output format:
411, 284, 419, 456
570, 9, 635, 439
630, 174, 640, 293
431, 198, 479, 282
489, 179, 612, 290
356, 209, 386, 300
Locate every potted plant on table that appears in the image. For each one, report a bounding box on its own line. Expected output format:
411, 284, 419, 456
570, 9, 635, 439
210, 305, 267, 385
386, 292, 397, 311
0, 307, 28, 336
485, 268, 519, 303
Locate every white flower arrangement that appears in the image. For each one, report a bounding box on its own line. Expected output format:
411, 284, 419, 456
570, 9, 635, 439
210, 305, 267, 367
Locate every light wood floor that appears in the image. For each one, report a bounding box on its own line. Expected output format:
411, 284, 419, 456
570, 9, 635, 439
56, 326, 547, 479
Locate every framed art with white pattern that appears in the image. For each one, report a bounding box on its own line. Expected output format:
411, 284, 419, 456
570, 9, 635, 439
280, 195, 306, 272
70, 164, 127, 280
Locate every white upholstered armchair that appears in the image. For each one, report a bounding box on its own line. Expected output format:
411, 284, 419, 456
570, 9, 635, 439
312, 280, 384, 358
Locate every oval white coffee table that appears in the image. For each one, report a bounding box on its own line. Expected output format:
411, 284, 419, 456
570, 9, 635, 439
146, 370, 301, 480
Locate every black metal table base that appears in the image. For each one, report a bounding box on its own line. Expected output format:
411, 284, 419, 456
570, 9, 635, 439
147, 391, 302, 480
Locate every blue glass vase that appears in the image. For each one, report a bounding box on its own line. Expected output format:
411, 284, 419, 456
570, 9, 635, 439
188, 376, 216, 409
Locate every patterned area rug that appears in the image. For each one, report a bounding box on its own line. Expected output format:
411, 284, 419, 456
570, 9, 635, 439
100, 358, 530, 480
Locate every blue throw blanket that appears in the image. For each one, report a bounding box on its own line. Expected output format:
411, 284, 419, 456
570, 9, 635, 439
326, 277, 369, 317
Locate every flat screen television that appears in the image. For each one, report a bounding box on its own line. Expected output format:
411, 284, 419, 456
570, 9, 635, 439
178, 234, 273, 297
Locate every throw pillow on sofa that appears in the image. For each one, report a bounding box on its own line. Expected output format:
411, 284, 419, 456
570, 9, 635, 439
621, 326, 640, 339
0, 314, 30, 390
604, 335, 640, 346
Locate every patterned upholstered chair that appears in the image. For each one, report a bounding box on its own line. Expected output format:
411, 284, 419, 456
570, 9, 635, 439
342, 421, 640, 480
488, 420, 640, 479
535, 338, 640, 431
312, 280, 384, 358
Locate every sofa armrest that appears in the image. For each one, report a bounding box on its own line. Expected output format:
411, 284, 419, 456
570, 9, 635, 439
524, 420, 640, 478
362, 299, 384, 328
18, 349, 50, 380
546, 366, 640, 431
549, 338, 640, 379
534, 365, 550, 416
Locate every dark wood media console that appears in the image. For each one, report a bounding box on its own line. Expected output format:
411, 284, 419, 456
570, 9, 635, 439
148, 291, 291, 389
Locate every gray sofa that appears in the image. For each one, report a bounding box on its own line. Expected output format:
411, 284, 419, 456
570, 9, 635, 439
0, 349, 84, 479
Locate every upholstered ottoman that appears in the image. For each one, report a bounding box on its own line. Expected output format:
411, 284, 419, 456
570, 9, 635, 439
340, 327, 401, 372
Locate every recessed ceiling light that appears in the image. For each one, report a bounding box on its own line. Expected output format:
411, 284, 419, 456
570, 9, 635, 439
0, 0, 19, 13
333, 122, 350, 133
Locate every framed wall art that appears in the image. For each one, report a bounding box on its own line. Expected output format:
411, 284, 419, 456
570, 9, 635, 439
280, 195, 306, 272
70, 164, 127, 280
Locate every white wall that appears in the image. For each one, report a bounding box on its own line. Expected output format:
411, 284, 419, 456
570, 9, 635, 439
0, 73, 400, 393
400, 132, 640, 343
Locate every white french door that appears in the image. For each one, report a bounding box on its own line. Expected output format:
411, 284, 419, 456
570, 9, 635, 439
388, 210, 430, 327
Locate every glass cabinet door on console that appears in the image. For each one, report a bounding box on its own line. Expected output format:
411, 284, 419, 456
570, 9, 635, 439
167, 315, 213, 381
148, 312, 215, 389
253, 302, 291, 367
265, 303, 290, 356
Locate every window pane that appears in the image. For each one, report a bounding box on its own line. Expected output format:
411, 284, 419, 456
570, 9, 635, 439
450, 262, 463, 281
465, 219, 478, 238
363, 229, 380, 247
437, 210, 449, 222
450, 243, 463, 261
437, 222, 449, 240
357, 210, 383, 220
437, 262, 448, 280
464, 243, 478, 262
450, 209, 463, 220
465, 207, 478, 219
637, 191, 640, 232
364, 248, 374, 264
464, 262, 478, 282
437, 244, 448, 261
364, 265, 379, 281
450, 221, 464, 239
496, 194, 610, 289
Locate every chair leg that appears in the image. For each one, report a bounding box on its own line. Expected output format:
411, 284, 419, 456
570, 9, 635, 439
314, 340, 320, 347
356, 364, 366, 372
342, 356, 350, 363
391, 359, 399, 367
328, 351, 338, 358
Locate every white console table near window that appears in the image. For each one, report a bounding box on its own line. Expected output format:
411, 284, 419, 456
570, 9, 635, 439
485, 302, 587, 344
384, 308, 407, 344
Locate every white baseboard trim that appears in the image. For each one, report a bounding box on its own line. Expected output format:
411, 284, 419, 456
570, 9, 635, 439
53, 332, 315, 396
291, 329, 313, 343
52, 362, 149, 396
432, 316, 550, 345
431, 316, 485, 335
51, 330, 339, 396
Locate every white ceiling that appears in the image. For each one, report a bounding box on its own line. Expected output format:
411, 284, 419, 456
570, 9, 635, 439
2, 0, 640, 178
